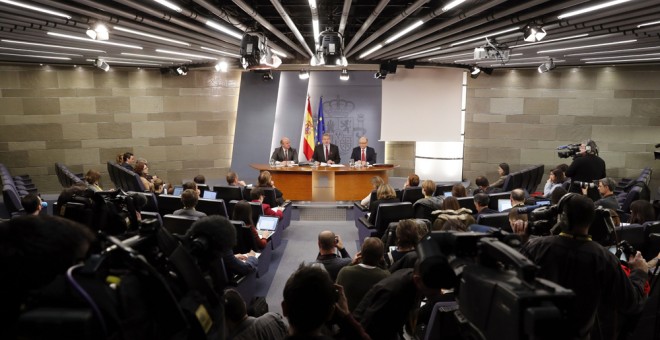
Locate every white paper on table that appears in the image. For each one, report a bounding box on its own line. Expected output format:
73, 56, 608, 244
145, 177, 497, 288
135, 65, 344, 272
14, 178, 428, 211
329, 164, 345, 167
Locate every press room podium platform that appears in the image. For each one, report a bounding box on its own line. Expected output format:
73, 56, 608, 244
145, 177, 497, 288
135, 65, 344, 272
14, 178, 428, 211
250, 164, 393, 201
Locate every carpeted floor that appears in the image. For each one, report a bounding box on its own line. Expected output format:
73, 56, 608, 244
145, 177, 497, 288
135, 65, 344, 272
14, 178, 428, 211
259, 219, 359, 314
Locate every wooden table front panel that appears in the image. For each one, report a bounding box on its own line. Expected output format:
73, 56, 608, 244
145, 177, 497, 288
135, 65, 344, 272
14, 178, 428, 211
250, 164, 390, 201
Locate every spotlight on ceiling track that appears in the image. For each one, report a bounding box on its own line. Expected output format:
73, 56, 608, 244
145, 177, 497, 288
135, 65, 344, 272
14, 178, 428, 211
263, 70, 274, 81
538, 58, 556, 73
215, 61, 228, 72
176, 65, 188, 75
374, 61, 397, 80
523, 23, 546, 42
240, 32, 281, 70
93, 58, 109, 72
299, 69, 310, 80
86, 23, 109, 41
314, 28, 347, 67
339, 69, 349, 81
470, 66, 481, 78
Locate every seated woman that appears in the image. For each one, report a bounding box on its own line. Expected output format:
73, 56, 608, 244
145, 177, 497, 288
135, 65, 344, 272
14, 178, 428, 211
84, 169, 103, 192
368, 184, 399, 224
134, 162, 154, 192
543, 168, 565, 198
232, 201, 268, 250
385, 219, 419, 267
256, 170, 284, 206
451, 184, 467, 198
250, 187, 283, 219
403, 174, 420, 188
361, 176, 384, 208
630, 200, 656, 225
489, 163, 510, 189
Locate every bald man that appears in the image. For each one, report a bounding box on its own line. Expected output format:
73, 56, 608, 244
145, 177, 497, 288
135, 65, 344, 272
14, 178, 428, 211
270, 137, 298, 163
350, 136, 377, 165
315, 230, 352, 281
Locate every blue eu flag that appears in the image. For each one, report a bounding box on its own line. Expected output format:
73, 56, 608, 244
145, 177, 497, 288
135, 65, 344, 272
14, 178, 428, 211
315, 96, 325, 145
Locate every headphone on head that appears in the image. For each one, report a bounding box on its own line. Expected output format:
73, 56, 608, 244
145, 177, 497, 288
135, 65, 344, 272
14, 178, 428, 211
583, 139, 598, 155
554, 193, 579, 233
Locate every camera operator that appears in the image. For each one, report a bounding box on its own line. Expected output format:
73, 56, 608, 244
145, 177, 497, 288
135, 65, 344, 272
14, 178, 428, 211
565, 139, 606, 201
514, 194, 647, 339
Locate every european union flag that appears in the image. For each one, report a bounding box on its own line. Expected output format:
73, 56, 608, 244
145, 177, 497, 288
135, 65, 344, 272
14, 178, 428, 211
315, 96, 325, 145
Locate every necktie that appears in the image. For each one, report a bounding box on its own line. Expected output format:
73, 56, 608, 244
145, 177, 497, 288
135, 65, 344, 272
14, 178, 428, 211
284, 149, 287, 160
325, 145, 329, 161
361, 149, 366, 162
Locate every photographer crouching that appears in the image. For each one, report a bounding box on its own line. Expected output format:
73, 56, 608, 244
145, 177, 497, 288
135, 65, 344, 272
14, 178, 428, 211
564, 139, 606, 201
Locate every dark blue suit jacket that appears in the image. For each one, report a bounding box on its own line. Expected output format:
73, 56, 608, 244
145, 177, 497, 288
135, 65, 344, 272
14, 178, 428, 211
350, 146, 377, 164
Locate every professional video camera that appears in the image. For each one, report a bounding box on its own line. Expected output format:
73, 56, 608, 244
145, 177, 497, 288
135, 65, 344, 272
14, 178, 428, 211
573, 180, 597, 189
609, 240, 636, 263
556, 143, 581, 159
417, 231, 575, 340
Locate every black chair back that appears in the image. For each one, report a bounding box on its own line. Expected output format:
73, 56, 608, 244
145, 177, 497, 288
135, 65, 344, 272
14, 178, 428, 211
401, 187, 424, 204
374, 202, 414, 237
433, 184, 455, 197
214, 185, 244, 201
511, 172, 523, 190
520, 169, 531, 194
615, 224, 645, 251
196, 198, 228, 218
414, 204, 435, 221
157, 194, 183, 216
231, 220, 256, 254
620, 186, 642, 213
457, 196, 476, 214
487, 191, 511, 211
261, 187, 278, 207
249, 202, 264, 224
476, 212, 511, 231
162, 214, 197, 235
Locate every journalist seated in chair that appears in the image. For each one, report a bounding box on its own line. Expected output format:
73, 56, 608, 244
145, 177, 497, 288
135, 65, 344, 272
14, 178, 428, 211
368, 184, 399, 224
472, 176, 490, 195
451, 184, 467, 198
256, 171, 284, 206
223, 288, 287, 340
503, 189, 526, 212
413, 180, 444, 214
315, 230, 352, 281
227, 171, 247, 187
630, 200, 655, 225
173, 189, 207, 218
403, 173, 420, 189
232, 201, 269, 250
250, 187, 283, 219
134, 162, 155, 192
186, 216, 257, 278
591, 177, 619, 211
385, 219, 420, 267
360, 176, 384, 209
544, 168, 565, 198
20, 193, 43, 216
182, 181, 201, 197
488, 162, 509, 190
85, 169, 103, 192
473, 193, 496, 219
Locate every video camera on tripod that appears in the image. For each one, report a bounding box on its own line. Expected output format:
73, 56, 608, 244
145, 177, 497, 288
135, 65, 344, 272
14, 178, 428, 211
416, 231, 574, 340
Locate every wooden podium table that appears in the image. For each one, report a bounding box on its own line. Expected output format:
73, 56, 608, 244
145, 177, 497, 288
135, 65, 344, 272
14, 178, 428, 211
250, 164, 391, 201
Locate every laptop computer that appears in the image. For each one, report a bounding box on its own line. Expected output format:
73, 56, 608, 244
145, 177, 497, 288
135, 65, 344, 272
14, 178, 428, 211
202, 190, 217, 199
173, 186, 183, 196
443, 192, 453, 198
256, 215, 279, 238
498, 199, 512, 212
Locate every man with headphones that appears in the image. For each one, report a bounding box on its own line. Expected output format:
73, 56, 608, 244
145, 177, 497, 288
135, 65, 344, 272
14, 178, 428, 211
515, 194, 648, 339
566, 139, 606, 201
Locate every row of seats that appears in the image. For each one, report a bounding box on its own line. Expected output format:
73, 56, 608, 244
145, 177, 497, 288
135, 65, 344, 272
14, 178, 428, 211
1, 164, 37, 217
615, 168, 652, 214
502, 164, 545, 194
613, 221, 660, 260
54, 163, 84, 188
107, 161, 146, 192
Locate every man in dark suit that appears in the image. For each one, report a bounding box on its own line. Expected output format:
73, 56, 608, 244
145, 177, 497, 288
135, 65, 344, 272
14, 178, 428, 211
270, 137, 298, 163
312, 133, 340, 164
350, 136, 377, 165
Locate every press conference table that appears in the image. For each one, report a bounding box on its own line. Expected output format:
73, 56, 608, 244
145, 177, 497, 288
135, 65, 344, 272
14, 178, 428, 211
250, 164, 393, 201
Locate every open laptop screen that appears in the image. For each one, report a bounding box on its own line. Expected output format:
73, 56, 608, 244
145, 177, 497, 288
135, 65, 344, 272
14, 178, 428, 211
203, 191, 217, 199
498, 199, 512, 212
256, 215, 279, 231
173, 186, 183, 196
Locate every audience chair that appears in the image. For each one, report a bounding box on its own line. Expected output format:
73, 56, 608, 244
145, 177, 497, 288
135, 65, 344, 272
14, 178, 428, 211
213, 185, 244, 202
230, 220, 272, 278
424, 301, 460, 340
196, 198, 228, 218
457, 196, 477, 214
614, 224, 646, 253
357, 202, 414, 244
433, 184, 455, 197
476, 212, 511, 231
401, 187, 424, 205
162, 214, 197, 235
157, 194, 183, 216
487, 191, 512, 211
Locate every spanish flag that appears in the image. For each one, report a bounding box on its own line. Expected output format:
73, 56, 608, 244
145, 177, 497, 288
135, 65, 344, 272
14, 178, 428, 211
302, 95, 315, 160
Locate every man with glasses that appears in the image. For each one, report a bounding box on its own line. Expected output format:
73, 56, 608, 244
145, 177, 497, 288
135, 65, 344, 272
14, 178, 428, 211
593, 177, 619, 211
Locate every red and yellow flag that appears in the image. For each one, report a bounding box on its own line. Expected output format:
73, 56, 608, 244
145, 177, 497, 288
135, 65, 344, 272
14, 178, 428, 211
302, 95, 315, 160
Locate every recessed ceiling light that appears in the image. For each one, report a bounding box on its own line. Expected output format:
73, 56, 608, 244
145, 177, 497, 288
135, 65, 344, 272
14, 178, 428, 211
0, 46, 82, 56
442, 0, 466, 11
0, 52, 71, 60
0, 0, 71, 19
205, 20, 243, 40
537, 39, 636, 54
120, 52, 192, 62
1, 39, 106, 53
359, 44, 383, 59
637, 20, 660, 28
398, 47, 442, 59
153, 0, 182, 13
512, 34, 589, 49
558, 0, 631, 20
113, 26, 190, 46
385, 20, 425, 44
86, 58, 162, 66
585, 57, 660, 64
156, 49, 218, 60
565, 46, 660, 57
580, 53, 660, 61
450, 27, 520, 47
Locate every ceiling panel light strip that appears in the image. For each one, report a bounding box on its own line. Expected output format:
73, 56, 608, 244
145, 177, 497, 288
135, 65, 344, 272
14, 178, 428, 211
566, 46, 660, 56
156, 49, 218, 60
0, 52, 71, 60
309, 0, 320, 45
200, 46, 240, 58
537, 39, 636, 54
101, 57, 172, 63
359, 44, 383, 59
120, 52, 191, 62
442, 0, 466, 11
205, 20, 243, 40
581, 53, 660, 61
490, 60, 565, 67
386, 20, 425, 44
86, 58, 162, 66
398, 46, 442, 59
270, 49, 288, 58
1, 39, 106, 53
450, 27, 520, 47
154, 0, 182, 13
113, 26, 190, 46
428, 52, 473, 60
0, 46, 82, 56
454, 53, 523, 63
558, 0, 631, 20
512, 34, 589, 49
585, 57, 660, 64
637, 20, 660, 28
0, 0, 71, 19
47, 32, 143, 49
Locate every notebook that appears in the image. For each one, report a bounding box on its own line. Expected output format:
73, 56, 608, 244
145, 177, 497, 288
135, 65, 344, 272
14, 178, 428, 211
202, 191, 217, 199
256, 215, 279, 239
173, 186, 183, 196
498, 199, 512, 212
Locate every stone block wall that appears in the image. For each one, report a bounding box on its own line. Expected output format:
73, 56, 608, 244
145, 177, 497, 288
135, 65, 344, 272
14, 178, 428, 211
0, 65, 240, 193
464, 65, 660, 195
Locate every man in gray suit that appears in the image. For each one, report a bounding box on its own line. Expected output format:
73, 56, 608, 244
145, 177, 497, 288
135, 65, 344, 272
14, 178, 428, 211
270, 137, 298, 163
